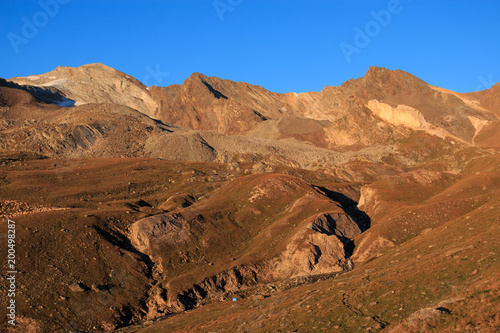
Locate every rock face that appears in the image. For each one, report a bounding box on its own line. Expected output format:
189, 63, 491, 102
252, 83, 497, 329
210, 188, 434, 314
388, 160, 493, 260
129, 213, 192, 255
269, 212, 363, 278
312, 213, 362, 244
124, 173, 365, 313
342, 67, 494, 142
148, 73, 276, 135
270, 227, 346, 278
9, 63, 159, 116
68, 282, 88, 292
6, 64, 497, 154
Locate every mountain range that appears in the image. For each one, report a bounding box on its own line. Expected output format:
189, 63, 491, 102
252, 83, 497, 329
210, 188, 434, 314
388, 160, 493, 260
0, 64, 499, 332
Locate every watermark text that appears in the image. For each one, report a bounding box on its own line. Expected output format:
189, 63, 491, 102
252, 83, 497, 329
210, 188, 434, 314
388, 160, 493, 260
142, 65, 170, 86
7, 0, 70, 54
339, 0, 406, 63
6, 219, 17, 326
213, 0, 243, 21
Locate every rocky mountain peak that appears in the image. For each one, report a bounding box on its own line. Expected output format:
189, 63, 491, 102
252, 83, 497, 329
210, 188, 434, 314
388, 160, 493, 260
3, 64, 498, 145
78, 62, 116, 71
344, 66, 429, 91
8, 63, 157, 115
186, 72, 209, 81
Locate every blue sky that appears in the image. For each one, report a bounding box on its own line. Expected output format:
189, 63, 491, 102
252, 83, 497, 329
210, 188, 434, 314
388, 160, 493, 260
0, 0, 499, 93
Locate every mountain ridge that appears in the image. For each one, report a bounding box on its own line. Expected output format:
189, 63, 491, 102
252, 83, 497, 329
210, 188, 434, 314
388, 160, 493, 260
2, 64, 499, 171
6, 64, 497, 145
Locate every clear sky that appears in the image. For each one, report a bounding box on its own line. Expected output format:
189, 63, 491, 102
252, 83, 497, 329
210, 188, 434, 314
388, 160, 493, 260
1, 0, 499, 93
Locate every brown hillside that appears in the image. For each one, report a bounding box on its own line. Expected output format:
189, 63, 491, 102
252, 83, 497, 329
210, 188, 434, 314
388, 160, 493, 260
0, 64, 499, 333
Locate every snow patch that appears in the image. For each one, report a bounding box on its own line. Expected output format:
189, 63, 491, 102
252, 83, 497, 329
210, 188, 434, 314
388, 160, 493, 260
16, 75, 40, 81
40, 78, 68, 88
54, 98, 75, 107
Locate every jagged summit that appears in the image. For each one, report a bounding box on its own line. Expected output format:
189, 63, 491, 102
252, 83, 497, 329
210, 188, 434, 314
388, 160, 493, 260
3, 63, 499, 146
364, 65, 416, 77
343, 66, 429, 91
78, 62, 116, 70
186, 71, 209, 81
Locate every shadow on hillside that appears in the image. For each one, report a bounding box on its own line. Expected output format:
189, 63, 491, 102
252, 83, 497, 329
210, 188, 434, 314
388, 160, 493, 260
93, 225, 155, 277
315, 186, 371, 230
0, 78, 76, 107
314, 186, 372, 256
201, 80, 228, 99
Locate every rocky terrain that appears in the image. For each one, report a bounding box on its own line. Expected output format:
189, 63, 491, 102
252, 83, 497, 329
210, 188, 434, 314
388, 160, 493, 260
0, 64, 499, 332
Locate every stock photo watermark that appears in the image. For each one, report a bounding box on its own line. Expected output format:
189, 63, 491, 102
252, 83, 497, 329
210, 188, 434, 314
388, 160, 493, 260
6, 219, 17, 326
475, 74, 495, 92
213, 0, 243, 21
7, 0, 70, 54
142, 64, 170, 86
339, 0, 407, 63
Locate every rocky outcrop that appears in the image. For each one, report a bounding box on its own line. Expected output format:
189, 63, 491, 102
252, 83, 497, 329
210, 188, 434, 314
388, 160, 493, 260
269, 228, 346, 279
269, 212, 363, 278
129, 213, 192, 254
125, 174, 367, 317
312, 213, 362, 244
343, 66, 494, 142
148, 73, 276, 135
366, 100, 427, 130
173, 266, 259, 311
